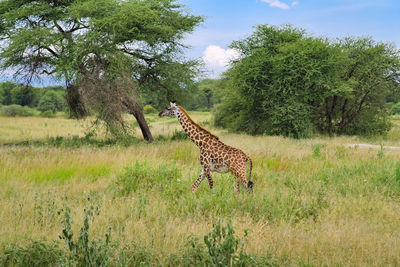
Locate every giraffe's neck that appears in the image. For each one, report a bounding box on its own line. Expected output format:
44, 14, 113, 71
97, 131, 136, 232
176, 106, 217, 148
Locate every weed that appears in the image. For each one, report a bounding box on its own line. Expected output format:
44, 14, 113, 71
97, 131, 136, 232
0, 240, 65, 266
33, 190, 58, 227
312, 144, 324, 158
377, 144, 385, 159
204, 219, 253, 266
58, 202, 112, 266
395, 162, 400, 183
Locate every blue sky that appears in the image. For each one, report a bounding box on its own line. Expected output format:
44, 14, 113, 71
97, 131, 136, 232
181, 0, 400, 77
1, 0, 399, 85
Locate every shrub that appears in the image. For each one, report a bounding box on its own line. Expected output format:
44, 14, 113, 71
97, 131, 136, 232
112, 161, 182, 196
171, 129, 189, 140
0, 241, 65, 266
143, 104, 158, 114
204, 219, 253, 267
0, 104, 36, 117
40, 110, 56, 118
58, 203, 112, 266
392, 102, 400, 115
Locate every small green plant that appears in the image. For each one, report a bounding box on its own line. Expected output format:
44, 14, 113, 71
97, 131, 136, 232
58, 201, 112, 266
204, 219, 252, 267
33, 190, 58, 227
171, 129, 189, 140
395, 162, 400, 183
312, 144, 323, 158
377, 144, 385, 159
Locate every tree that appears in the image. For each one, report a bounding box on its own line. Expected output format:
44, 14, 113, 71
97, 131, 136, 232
11, 85, 35, 107
37, 90, 63, 113
215, 24, 400, 137
0, 0, 202, 141
0, 81, 17, 105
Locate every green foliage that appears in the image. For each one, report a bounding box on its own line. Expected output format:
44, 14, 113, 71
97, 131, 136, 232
391, 102, 400, 114
143, 104, 158, 114
0, 240, 65, 266
204, 219, 253, 267
0, 104, 36, 116
170, 129, 189, 140
0, 81, 16, 105
215, 24, 400, 137
40, 110, 56, 118
37, 90, 64, 113
10, 86, 36, 107
58, 202, 112, 266
181, 78, 223, 111
0, 0, 203, 140
112, 161, 182, 196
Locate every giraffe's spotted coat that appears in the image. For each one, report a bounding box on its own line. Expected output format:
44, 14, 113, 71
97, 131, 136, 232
159, 102, 254, 193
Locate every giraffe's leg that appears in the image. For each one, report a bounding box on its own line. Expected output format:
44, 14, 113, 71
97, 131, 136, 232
235, 178, 241, 194
191, 168, 206, 193
205, 167, 214, 189
232, 167, 249, 194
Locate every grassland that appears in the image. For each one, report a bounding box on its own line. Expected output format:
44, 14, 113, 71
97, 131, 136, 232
1, 112, 400, 266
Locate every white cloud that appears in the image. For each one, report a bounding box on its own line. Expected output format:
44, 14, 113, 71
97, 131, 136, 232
202, 45, 240, 68
260, 0, 298, 9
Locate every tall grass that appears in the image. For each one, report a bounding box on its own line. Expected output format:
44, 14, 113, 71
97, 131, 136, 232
1, 114, 400, 265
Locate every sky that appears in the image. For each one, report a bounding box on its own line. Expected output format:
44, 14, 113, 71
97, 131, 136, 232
181, 0, 400, 78
1, 0, 399, 85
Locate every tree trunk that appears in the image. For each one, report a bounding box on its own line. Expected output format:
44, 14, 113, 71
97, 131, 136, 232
120, 93, 154, 142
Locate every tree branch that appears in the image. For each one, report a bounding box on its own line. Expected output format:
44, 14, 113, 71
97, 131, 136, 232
53, 20, 65, 33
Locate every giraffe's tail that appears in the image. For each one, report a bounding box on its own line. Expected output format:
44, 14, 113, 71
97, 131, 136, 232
247, 158, 254, 192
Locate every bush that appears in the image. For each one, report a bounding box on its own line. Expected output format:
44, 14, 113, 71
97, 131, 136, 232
112, 161, 182, 196
171, 129, 189, 140
143, 104, 158, 114
0, 241, 65, 266
40, 110, 56, 118
0, 104, 36, 117
392, 102, 400, 115
58, 204, 112, 266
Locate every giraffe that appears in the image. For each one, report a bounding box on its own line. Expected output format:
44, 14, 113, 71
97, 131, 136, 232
159, 101, 254, 193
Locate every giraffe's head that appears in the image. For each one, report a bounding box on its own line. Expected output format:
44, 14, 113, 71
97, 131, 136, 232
158, 101, 179, 117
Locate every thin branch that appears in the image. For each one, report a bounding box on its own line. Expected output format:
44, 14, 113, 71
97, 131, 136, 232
53, 20, 65, 33
40, 46, 59, 58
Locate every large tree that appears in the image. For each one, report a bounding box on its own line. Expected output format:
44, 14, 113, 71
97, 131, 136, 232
215, 24, 400, 137
0, 0, 202, 141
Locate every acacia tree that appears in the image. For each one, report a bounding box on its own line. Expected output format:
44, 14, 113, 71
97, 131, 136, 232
215, 24, 400, 137
0, 0, 202, 141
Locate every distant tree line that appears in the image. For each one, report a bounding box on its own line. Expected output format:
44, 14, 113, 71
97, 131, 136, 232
0, 81, 66, 115
214, 24, 400, 137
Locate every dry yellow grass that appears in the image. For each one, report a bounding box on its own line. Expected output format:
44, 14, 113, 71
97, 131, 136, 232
1, 113, 400, 266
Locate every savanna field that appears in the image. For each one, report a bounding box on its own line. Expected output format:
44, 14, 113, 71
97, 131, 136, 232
1, 112, 400, 266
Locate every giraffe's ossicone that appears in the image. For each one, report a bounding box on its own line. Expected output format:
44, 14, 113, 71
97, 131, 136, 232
159, 101, 254, 193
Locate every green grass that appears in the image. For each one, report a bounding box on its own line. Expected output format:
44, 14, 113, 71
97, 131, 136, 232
1, 113, 400, 266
